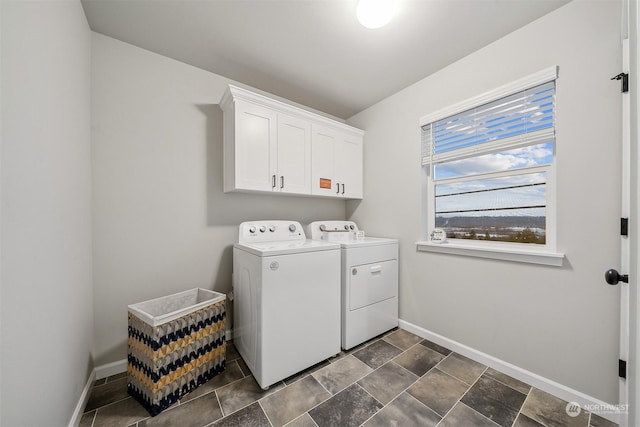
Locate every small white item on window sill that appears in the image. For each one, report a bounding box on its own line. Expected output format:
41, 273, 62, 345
430, 228, 447, 244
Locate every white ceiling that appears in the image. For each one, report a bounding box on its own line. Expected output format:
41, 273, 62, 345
81, 0, 571, 119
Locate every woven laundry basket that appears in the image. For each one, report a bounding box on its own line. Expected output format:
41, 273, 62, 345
127, 288, 226, 416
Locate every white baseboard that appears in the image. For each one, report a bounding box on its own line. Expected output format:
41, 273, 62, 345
399, 319, 623, 425
67, 369, 96, 427
95, 359, 128, 380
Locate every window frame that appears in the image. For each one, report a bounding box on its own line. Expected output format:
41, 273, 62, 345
417, 66, 564, 266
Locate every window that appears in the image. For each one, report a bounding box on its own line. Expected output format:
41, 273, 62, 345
419, 67, 563, 265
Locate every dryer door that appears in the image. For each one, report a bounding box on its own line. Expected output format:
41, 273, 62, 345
349, 260, 398, 310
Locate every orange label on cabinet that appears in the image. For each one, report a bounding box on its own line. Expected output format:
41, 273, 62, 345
319, 178, 332, 189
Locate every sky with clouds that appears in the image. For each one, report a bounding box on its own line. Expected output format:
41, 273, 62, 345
434, 143, 551, 218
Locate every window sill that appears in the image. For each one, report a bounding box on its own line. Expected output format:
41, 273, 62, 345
416, 241, 564, 267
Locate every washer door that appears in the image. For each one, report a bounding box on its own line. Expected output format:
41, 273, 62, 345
349, 260, 398, 310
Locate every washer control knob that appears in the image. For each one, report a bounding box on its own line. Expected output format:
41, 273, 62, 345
259, 225, 266, 233
319, 224, 326, 231
344, 225, 349, 230
248, 226, 256, 234
349, 225, 355, 230
269, 225, 276, 232
289, 224, 297, 232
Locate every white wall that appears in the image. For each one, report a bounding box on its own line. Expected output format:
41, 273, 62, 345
91, 34, 346, 366
347, 0, 622, 403
1, 1, 93, 425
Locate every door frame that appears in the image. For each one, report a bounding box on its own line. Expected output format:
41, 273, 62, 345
628, 0, 639, 425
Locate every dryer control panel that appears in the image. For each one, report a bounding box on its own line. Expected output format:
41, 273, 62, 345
238, 220, 305, 244
307, 221, 359, 241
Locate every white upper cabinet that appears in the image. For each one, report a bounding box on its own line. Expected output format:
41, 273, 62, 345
230, 100, 278, 193
335, 132, 363, 199
311, 125, 363, 199
221, 85, 364, 199
309, 126, 337, 197
276, 113, 311, 194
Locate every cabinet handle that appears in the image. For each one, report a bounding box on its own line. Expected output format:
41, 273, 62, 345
341, 183, 345, 194
336, 183, 340, 194
272, 175, 276, 188
280, 176, 284, 189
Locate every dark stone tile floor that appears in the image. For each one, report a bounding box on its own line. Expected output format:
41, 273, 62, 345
80, 329, 618, 427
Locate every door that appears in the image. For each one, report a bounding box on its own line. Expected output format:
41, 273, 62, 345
631, 12, 640, 423
607, 38, 631, 426
349, 260, 398, 310
336, 134, 363, 199
277, 113, 311, 194
311, 124, 338, 196
235, 100, 278, 192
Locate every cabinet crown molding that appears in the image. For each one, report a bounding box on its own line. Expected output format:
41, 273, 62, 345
220, 84, 364, 137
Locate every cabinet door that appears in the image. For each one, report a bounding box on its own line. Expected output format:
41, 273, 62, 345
311, 125, 339, 196
277, 113, 311, 194
235, 100, 278, 192
336, 134, 363, 199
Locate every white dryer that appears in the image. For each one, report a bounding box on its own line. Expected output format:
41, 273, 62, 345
307, 221, 399, 350
233, 220, 341, 389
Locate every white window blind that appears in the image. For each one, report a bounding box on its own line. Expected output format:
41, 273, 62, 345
422, 81, 555, 165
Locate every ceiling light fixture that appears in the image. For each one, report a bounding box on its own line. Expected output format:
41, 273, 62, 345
356, 0, 397, 29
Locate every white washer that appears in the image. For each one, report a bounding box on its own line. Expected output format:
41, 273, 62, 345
308, 221, 399, 350
233, 220, 341, 389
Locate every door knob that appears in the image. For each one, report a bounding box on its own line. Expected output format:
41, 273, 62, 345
605, 269, 629, 285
